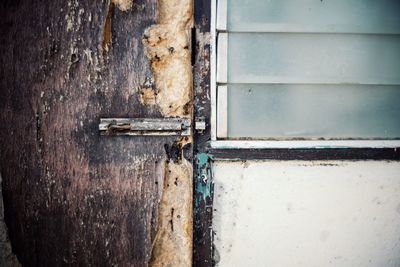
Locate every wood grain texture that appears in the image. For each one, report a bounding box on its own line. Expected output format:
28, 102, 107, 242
0, 0, 186, 265
0, 173, 20, 267
141, 0, 194, 265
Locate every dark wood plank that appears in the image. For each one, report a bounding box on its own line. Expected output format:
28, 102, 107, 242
0, 0, 182, 266
191, 1, 400, 266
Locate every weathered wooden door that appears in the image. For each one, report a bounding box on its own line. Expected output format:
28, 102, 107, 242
0, 0, 193, 266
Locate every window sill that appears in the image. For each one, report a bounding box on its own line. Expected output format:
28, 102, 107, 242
210, 140, 400, 149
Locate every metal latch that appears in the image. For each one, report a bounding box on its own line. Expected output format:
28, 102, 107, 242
195, 117, 206, 132
99, 117, 191, 136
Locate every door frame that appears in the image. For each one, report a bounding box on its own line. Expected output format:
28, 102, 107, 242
192, 1, 400, 266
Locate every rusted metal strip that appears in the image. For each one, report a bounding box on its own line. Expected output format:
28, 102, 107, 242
99, 118, 191, 136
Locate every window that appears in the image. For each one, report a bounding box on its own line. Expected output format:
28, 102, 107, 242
211, 0, 400, 148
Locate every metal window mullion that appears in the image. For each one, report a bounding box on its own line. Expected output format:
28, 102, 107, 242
210, 0, 218, 140
215, 28, 228, 139
217, 85, 228, 138
216, 32, 228, 84
216, 0, 227, 31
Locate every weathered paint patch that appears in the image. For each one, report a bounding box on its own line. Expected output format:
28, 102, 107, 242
112, 0, 133, 11
142, 0, 193, 117
149, 159, 193, 267
142, 0, 193, 266
139, 87, 158, 105
150, 136, 193, 267
192, 6, 213, 262
194, 153, 212, 205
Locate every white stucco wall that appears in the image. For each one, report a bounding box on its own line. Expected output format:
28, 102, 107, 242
213, 161, 400, 267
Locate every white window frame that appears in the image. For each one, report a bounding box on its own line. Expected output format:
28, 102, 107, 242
209, 0, 400, 149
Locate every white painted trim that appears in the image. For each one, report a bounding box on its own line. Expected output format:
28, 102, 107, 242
216, 32, 228, 84
210, 0, 217, 140
210, 140, 400, 149
217, 86, 228, 138
216, 0, 227, 31
226, 78, 400, 86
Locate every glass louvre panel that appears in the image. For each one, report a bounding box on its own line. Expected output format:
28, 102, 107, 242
227, 33, 400, 85
227, 0, 400, 34
218, 0, 400, 139
226, 84, 400, 139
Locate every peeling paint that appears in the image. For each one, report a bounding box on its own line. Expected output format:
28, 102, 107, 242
150, 159, 192, 267
141, 0, 194, 265
149, 136, 193, 267
193, 31, 210, 96
65, 0, 79, 32
112, 0, 133, 11
139, 87, 158, 105
195, 153, 211, 204
142, 0, 193, 117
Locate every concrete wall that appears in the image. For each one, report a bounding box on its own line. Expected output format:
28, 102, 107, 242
213, 161, 400, 267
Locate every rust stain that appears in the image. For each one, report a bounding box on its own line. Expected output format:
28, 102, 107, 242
101, 2, 113, 53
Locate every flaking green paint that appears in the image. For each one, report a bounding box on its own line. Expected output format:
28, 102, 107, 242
194, 153, 212, 206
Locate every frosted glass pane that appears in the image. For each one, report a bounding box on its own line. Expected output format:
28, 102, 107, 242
227, 33, 400, 84
226, 84, 400, 138
227, 0, 400, 34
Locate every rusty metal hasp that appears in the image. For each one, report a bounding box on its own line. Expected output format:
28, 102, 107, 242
99, 118, 191, 136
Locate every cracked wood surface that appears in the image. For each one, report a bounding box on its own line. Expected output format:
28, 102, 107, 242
0, 0, 192, 266
142, 0, 194, 266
